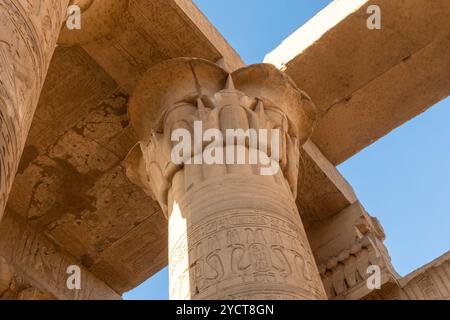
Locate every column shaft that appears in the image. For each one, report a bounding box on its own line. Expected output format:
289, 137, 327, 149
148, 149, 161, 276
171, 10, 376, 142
0, 0, 69, 217
169, 168, 325, 299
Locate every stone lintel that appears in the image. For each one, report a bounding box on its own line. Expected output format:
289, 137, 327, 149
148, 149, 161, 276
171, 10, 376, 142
87, 214, 168, 294
0, 0, 70, 220
172, 0, 245, 72
265, 0, 450, 164
397, 251, 450, 300
125, 58, 327, 299
83, 141, 358, 293
0, 212, 121, 300
13, 42, 359, 293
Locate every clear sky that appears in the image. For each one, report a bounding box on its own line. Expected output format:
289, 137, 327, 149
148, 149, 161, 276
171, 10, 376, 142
124, 0, 450, 300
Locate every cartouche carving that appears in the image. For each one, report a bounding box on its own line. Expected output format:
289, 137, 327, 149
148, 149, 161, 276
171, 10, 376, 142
58, 0, 129, 46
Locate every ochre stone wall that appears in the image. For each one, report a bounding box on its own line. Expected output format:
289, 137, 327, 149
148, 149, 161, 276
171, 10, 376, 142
0, 0, 69, 218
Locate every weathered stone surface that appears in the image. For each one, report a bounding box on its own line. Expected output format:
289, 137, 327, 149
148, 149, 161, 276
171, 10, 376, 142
87, 214, 168, 293
0, 256, 14, 298
298, 140, 357, 227
25, 46, 119, 154
7, 38, 358, 294
0, 212, 120, 300
0, 0, 69, 219
265, 0, 450, 164
0, 0, 366, 296
1, 256, 55, 300
59, 0, 129, 45
59, 0, 244, 93
365, 251, 450, 300
399, 251, 450, 300
4, 43, 167, 293
6, 87, 162, 293
0, 0, 447, 300
126, 58, 326, 299
308, 202, 398, 300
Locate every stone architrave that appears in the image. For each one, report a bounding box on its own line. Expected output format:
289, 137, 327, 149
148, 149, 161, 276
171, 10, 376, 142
0, 0, 69, 218
125, 58, 326, 300
58, 0, 128, 45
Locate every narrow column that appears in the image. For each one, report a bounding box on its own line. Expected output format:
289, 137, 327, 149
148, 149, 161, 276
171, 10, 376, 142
126, 58, 326, 300
0, 0, 69, 218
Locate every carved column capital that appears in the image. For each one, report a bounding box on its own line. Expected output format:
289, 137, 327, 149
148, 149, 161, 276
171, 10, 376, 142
0, 257, 13, 297
125, 58, 317, 216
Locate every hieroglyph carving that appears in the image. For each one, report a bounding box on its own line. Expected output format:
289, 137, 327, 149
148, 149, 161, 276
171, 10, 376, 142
126, 58, 325, 300
0, 0, 69, 218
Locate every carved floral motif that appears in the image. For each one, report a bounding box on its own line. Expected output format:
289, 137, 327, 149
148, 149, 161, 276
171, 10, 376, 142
126, 58, 325, 300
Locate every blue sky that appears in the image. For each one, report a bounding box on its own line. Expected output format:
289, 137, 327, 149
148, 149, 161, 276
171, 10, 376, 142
124, 0, 450, 300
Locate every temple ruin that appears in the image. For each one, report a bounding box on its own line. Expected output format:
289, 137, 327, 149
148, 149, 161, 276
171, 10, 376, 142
0, 0, 449, 300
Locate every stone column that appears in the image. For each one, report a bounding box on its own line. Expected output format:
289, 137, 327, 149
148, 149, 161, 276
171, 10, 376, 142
0, 0, 69, 218
126, 58, 326, 300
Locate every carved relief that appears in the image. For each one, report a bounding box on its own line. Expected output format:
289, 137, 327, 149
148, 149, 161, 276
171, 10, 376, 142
415, 274, 440, 299
0, 0, 68, 218
58, 0, 129, 46
0, 255, 55, 300
126, 58, 316, 215
125, 58, 324, 300
169, 211, 325, 300
0, 214, 120, 300
169, 187, 316, 301
364, 252, 450, 300
401, 256, 450, 300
